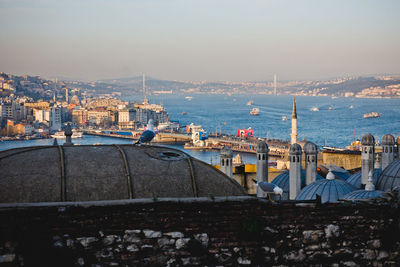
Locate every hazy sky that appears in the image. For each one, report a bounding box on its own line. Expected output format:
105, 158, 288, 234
0, 0, 399, 81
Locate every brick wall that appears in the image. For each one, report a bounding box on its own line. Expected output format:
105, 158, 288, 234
0, 197, 399, 266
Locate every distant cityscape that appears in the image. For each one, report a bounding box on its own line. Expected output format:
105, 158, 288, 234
1, 71, 400, 140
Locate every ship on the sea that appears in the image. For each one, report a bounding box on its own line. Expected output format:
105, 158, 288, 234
363, 112, 381, 119
51, 131, 83, 139
247, 100, 254, 106
311, 107, 319, 112
281, 116, 287, 121
250, 108, 259, 116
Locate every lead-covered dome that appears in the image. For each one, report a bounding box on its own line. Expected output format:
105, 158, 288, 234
346, 169, 382, 189
343, 189, 384, 201
375, 158, 400, 192
289, 143, 302, 155
271, 170, 324, 200
382, 134, 395, 146
361, 133, 375, 146
220, 146, 233, 157
0, 145, 246, 203
303, 141, 318, 154
296, 178, 357, 203
256, 141, 268, 153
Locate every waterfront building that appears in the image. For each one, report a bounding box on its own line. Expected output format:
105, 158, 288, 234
50, 107, 62, 132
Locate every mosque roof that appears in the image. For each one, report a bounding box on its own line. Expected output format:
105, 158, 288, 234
0, 145, 246, 203
271, 170, 324, 200
375, 158, 400, 192
361, 133, 375, 146
346, 169, 382, 189
343, 189, 384, 200
295, 178, 357, 203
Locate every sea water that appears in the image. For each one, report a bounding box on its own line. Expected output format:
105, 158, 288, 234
1, 95, 400, 164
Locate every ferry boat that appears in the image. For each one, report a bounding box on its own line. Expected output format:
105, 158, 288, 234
51, 131, 83, 139
250, 108, 259, 116
182, 112, 187, 115
363, 112, 381, 119
349, 105, 354, 109
185, 96, 193, 101
281, 116, 287, 121
311, 107, 319, 112
247, 100, 254, 106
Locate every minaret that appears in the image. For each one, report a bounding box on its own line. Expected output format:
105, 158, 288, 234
304, 141, 318, 185
382, 134, 395, 170
256, 141, 268, 197
361, 133, 375, 186
291, 97, 298, 145
220, 146, 233, 178
289, 143, 302, 200
65, 88, 69, 103
397, 135, 400, 159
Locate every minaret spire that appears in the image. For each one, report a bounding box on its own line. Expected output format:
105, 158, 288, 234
291, 97, 298, 144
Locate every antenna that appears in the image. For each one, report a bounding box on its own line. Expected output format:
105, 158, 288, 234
273, 74, 277, 95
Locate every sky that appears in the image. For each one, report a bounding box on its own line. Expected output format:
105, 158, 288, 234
0, 0, 399, 82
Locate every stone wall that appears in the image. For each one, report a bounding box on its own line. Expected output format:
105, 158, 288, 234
0, 197, 399, 266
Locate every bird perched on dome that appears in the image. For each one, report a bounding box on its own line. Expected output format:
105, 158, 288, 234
135, 119, 155, 145
252, 179, 283, 196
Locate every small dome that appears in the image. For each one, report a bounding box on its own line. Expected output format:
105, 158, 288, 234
256, 141, 268, 153
70, 95, 80, 105
346, 169, 381, 190
361, 133, 375, 146
271, 170, 324, 200
220, 146, 233, 157
382, 134, 395, 146
289, 143, 302, 155
375, 158, 400, 192
303, 141, 318, 154
343, 189, 384, 200
296, 179, 357, 203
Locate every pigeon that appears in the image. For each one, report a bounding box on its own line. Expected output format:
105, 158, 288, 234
135, 119, 155, 145
252, 179, 283, 196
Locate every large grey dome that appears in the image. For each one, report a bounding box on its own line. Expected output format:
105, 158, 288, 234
303, 141, 318, 154
289, 143, 302, 155
375, 158, 400, 192
256, 141, 268, 153
343, 189, 384, 201
296, 179, 357, 203
271, 170, 324, 200
346, 169, 382, 189
382, 134, 395, 146
361, 133, 375, 146
0, 145, 246, 203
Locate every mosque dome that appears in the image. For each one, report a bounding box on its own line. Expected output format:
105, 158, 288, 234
361, 133, 375, 146
382, 134, 395, 146
343, 189, 384, 201
303, 141, 318, 154
346, 169, 382, 189
0, 145, 246, 203
271, 170, 324, 200
375, 158, 400, 192
289, 143, 302, 155
70, 95, 80, 105
296, 178, 357, 203
220, 146, 233, 157
256, 141, 268, 153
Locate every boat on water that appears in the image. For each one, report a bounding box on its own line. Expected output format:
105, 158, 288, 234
328, 106, 333, 110
182, 112, 187, 115
185, 96, 193, 101
363, 112, 381, 119
349, 105, 354, 109
311, 107, 319, 112
250, 108, 259, 116
247, 100, 254, 106
281, 116, 287, 121
51, 131, 83, 139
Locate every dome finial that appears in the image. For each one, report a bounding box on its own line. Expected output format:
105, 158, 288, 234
365, 170, 375, 191
326, 164, 335, 180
